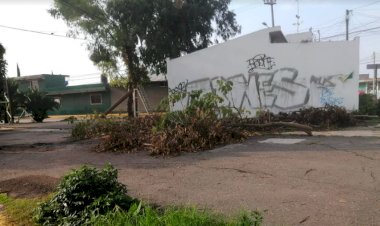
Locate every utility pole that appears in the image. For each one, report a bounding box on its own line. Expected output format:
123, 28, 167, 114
374, 52, 378, 98
367, 54, 379, 99
263, 0, 277, 27
346, 9, 351, 41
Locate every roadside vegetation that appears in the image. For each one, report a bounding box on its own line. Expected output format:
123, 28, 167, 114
0, 194, 47, 226
358, 93, 380, 116
0, 165, 263, 226
71, 80, 358, 155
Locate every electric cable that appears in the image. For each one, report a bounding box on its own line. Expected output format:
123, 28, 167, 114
0, 24, 85, 40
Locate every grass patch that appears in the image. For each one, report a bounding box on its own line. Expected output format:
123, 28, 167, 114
90, 203, 263, 226
0, 193, 48, 226
0, 194, 263, 226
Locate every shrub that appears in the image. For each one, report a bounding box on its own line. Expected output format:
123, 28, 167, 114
358, 93, 377, 115
24, 89, 59, 122
35, 164, 135, 226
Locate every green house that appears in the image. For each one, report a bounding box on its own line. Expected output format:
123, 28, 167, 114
15, 74, 111, 115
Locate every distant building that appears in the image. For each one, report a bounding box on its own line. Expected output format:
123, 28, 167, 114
358, 74, 380, 98
14, 74, 168, 115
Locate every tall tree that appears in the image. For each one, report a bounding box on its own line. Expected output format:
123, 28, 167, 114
0, 43, 8, 122
0, 43, 6, 94
49, 0, 240, 117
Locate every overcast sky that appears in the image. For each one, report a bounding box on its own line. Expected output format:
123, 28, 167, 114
1, 0, 380, 85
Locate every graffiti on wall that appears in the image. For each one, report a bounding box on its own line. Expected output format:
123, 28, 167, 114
320, 87, 344, 106
172, 54, 353, 112
247, 54, 276, 73
169, 80, 188, 95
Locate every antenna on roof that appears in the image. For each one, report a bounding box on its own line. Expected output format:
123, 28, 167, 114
293, 0, 303, 33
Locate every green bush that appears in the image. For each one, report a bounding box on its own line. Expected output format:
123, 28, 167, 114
25, 89, 59, 122
359, 93, 378, 115
90, 203, 263, 226
35, 164, 135, 226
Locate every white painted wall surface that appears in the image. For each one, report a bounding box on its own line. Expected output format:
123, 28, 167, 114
167, 27, 359, 115
285, 31, 313, 43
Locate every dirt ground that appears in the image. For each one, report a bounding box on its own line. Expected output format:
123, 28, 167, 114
0, 121, 379, 226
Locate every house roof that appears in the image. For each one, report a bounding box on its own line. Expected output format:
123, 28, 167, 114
359, 74, 370, 80
14, 74, 69, 81
46, 83, 107, 95
359, 79, 379, 83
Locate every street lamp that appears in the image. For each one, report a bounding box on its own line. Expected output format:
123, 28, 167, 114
263, 0, 276, 27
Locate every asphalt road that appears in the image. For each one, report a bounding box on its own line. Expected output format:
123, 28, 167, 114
0, 121, 379, 226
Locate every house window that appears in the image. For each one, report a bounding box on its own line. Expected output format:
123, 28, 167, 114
30, 80, 39, 90
90, 94, 102, 105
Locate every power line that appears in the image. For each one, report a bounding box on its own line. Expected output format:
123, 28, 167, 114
321, 25, 380, 40
0, 24, 85, 40
352, 0, 380, 10
350, 17, 380, 32
354, 11, 380, 19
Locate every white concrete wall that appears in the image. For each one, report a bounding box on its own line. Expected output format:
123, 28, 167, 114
285, 31, 313, 43
167, 27, 360, 115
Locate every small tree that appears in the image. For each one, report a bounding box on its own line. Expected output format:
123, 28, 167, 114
25, 89, 59, 122
6, 78, 27, 122
0, 43, 8, 122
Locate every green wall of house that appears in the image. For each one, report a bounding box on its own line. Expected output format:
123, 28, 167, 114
41, 75, 67, 91
18, 81, 31, 92
17, 74, 67, 93
359, 83, 367, 92
50, 91, 111, 115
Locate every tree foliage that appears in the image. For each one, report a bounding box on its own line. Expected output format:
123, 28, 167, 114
0, 43, 6, 85
359, 93, 378, 115
49, 0, 240, 116
24, 89, 59, 122
0, 42, 8, 122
